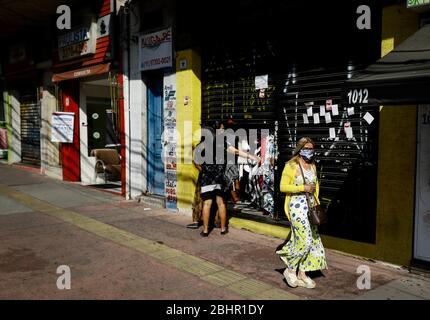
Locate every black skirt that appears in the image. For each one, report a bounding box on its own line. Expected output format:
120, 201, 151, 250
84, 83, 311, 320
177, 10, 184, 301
200, 164, 225, 188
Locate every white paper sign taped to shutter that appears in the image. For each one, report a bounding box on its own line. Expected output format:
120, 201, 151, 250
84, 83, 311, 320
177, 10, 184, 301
363, 112, 374, 125
303, 114, 309, 124
313, 113, 320, 124
255, 75, 268, 90
329, 128, 336, 139
332, 104, 339, 116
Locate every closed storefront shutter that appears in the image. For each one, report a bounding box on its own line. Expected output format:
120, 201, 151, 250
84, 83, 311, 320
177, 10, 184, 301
198, 0, 381, 243
20, 94, 41, 165
201, 44, 280, 224
202, 55, 379, 243
202, 75, 277, 128
277, 65, 379, 244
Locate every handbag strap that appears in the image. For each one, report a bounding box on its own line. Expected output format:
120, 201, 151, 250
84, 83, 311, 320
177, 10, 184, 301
298, 162, 312, 208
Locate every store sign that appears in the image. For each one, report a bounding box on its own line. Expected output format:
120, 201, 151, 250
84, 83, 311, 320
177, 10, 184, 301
407, 0, 430, 8
57, 25, 96, 61
52, 63, 111, 82
51, 112, 75, 143
139, 28, 173, 71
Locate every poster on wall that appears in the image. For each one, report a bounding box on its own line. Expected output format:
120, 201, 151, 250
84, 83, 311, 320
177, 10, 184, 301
139, 27, 172, 71
163, 74, 177, 210
51, 112, 75, 143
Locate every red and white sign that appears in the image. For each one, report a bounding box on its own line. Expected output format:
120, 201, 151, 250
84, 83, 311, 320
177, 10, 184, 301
139, 28, 172, 71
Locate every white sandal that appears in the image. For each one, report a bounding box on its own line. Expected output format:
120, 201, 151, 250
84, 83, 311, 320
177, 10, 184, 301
283, 269, 299, 288
297, 276, 316, 289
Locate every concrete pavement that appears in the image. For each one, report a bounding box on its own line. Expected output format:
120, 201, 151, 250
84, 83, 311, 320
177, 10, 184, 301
0, 163, 429, 300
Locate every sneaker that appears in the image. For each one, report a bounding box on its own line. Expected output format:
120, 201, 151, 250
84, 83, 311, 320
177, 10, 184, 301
283, 269, 299, 288
220, 228, 228, 235
186, 222, 201, 229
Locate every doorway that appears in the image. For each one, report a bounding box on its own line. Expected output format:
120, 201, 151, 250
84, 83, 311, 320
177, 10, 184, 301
414, 105, 430, 263
147, 76, 165, 195
79, 79, 121, 188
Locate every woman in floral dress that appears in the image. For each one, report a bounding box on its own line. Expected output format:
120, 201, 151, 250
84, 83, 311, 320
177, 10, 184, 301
276, 137, 327, 289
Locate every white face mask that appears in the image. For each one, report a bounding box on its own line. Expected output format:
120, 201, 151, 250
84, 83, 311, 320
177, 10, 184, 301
299, 149, 315, 162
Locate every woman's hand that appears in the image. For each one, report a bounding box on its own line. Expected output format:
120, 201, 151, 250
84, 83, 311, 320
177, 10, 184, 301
304, 184, 316, 193
249, 155, 261, 163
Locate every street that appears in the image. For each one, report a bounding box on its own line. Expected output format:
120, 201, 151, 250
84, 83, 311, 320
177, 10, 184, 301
0, 163, 429, 300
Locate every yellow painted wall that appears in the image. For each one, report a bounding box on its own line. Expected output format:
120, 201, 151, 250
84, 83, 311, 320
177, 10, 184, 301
377, 5, 419, 265
176, 49, 202, 212
376, 106, 417, 264
376, 5, 419, 265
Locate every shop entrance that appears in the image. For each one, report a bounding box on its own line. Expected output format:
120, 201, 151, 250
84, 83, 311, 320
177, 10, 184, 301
86, 98, 112, 152
79, 77, 121, 189
147, 76, 165, 195
415, 105, 430, 263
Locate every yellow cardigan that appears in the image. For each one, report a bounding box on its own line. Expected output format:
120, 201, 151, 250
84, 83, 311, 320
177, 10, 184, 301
280, 160, 320, 221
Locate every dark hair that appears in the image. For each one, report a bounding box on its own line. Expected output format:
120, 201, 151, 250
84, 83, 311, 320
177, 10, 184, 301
205, 120, 224, 132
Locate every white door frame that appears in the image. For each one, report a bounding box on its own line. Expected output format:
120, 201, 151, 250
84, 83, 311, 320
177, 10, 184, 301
414, 104, 430, 263
79, 82, 110, 185
79, 83, 94, 185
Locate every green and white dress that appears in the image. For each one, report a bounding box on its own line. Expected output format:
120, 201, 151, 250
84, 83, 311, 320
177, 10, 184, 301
276, 167, 327, 272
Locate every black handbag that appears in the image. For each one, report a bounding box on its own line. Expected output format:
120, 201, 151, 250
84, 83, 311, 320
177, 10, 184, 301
298, 162, 327, 226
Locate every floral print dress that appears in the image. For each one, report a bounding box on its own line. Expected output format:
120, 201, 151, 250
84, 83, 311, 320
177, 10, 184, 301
276, 167, 327, 272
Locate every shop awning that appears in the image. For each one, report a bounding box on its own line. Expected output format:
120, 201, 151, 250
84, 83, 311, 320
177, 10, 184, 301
343, 24, 430, 105
52, 62, 111, 82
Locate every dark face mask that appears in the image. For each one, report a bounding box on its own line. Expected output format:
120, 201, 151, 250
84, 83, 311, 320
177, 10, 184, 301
299, 149, 315, 163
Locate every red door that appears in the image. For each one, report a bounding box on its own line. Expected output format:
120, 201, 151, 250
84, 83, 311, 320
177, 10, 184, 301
61, 81, 80, 182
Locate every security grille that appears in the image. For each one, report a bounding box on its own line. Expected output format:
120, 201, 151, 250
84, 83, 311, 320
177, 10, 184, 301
20, 94, 41, 165
277, 65, 379, 243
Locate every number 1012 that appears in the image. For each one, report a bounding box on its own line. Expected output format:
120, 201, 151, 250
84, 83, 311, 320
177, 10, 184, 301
347, 89, 369, 105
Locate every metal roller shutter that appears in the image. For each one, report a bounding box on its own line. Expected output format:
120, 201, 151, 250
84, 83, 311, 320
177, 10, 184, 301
202, 76, 277, 128
20, 94, 41, 165
277, 65, 379, 243
202, 56, 379, 243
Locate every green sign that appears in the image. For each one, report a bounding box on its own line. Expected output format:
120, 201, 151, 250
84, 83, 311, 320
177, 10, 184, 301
407, 0, 430, 8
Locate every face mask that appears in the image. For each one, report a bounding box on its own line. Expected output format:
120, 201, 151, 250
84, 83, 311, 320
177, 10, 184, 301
299, 149, 315, 162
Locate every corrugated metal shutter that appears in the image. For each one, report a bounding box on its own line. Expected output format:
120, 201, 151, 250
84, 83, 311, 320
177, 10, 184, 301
277, 65, 379, 243
202, 76, 277, 127
201, 52, 379, 244
20, 95, 41, 165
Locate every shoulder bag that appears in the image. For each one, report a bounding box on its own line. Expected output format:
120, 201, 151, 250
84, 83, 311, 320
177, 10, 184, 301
298, 162, 327, 226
